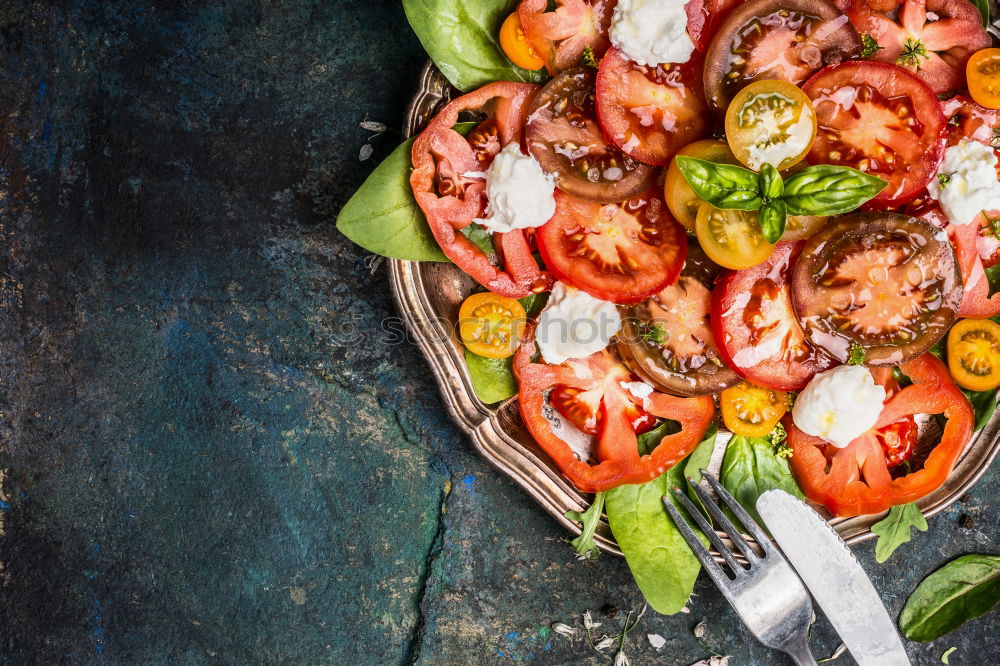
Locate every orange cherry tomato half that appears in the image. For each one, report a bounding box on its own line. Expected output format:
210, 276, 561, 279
721, 380, 789, 437
967, 48, 1000, 110
458, 292, 527, 359
946, 318, 1000, 391
500, 12, 546, 71
664, 140, 738, 232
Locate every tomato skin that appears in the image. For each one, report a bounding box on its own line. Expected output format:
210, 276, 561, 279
500, 11, 547, 71
802, 61, 946, 207
711, 242, 836, 391
537, 190, 687, 304
514, 325, 716, 493
518, 0, 616, 75
946, 318, 1000, 391
950, 216, 1000, 318
787, 353, 974, 516
848, 0, 991, 95
411, 82, 552, 299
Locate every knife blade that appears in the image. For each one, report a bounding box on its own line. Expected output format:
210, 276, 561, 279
756, 490, 911, 666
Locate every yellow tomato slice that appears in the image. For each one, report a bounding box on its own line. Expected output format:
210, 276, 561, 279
459, 292, 527, 359
947, 318, 1000, 391
721, 381, 789, 437
499, 12, 545, 72
695, 204, 775, 270
725, 80, 817, 171
664, 139, 738, 232
967, 48, 1000, 110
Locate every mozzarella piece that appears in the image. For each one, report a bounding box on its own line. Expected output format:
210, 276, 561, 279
791, 365, 886, 448
474, 143, 556, 234
536, 282, 622, 365
610, 0, 695, 67
927, 138, 1000, 227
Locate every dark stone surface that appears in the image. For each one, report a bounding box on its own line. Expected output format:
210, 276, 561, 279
0, 1, 995, 664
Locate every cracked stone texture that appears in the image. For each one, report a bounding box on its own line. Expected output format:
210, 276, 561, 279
0, 1, 995, 664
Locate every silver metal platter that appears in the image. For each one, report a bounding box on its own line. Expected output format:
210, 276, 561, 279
388, 60, 1000, 557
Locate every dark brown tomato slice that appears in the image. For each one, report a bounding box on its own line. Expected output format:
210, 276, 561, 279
595, 48, 710, 167
711, 242, 836, 390
803, 61, 946, 207
790, 212, 962, 365
537, 190, 687, 304
526, 67, 657, 203
703, 0, 862, 114
617, 246, 740, 396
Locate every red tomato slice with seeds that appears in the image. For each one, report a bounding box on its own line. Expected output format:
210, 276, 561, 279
518, 0, 616, 75
803, 61, 946, 206
711, 242, 836, 391
848, 0, 991, 94
537, 190, 687, 304
595, 48, 709, 166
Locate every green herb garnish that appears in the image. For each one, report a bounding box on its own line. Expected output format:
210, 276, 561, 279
581, 45, 598, 68
861, 34, 884, 58
848, 343, 867, 365
897, 37, 929, 68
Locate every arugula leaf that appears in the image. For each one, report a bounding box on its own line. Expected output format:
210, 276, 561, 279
565, 491, 606, 560
402, 0, 547, 92
782, 165, 887, 216
759, 199, 787, 244
720, 435, 804, 526
871, 503, 928, 563
675, 157, 763, 210
900, 554, 1000, 641
336, 137, 450, 262
464, 349, 517, 404
972, 0, 990, 29
606, 457, 706, 614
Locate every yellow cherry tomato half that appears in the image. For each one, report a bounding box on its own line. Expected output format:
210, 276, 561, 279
946, 318, 1000, 391
967, 48, 1000, 110
782, 214, 828, 241
499, 12, 545, 72
664, 139, 739, 232
725, 80, 817, 171
695, 204, 775, 270
459, 292, 527, 359
721, 380, 789, 438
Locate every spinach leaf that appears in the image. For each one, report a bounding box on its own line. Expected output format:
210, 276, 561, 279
985, 262, 1000, 298
336, 137, 449, 262
683, 423, 719, 515
963, 387, 998, 431
564, 491, 606, 560
636, 419, 681, 456
720, 435, 804, 526
605, 459, 705, 615
463, 349, 516, 404
871, 503, 927, 563
900, 554, 1000, 641
402, 0, 547, 92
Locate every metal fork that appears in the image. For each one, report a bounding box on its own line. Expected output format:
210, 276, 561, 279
663, 472, 818, 666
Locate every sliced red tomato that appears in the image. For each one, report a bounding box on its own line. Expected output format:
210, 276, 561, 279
791, 212, 962, 364
803, 61, 946, 206
595, 47, 709, 167
950, 217, 1000, 318
848, 0, 991, 94
514, 326, 716, 492
537, 190, 687, 304
411, 82, 552, 299
518, 0, 616, 75
526, 67, 657, 203
711, 242, 836, 391
703, 0, 862, 114
787, 353, 974, 516
941, 95, 1000, 158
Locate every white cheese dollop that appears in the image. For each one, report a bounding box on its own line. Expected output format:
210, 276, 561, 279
536, 282, 621, 365
610, 0, 695, 67
927, 138, 1000, 226
474, 143, 556, 234
791, 365, 886, 448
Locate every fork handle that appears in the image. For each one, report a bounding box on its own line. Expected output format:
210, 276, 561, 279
785, 640, 819, 666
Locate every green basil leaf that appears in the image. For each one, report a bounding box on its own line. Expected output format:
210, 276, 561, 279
972, 0, 990, 28
564, 491, 606, 560
720, 435, 804, 527
870, 503, 927, 563
336, 137, 450, 262
900, 554, 1000, 641
463, 349, 516, 404
759, 163, 784, 201
781, 165, 887, 216
606, 457, 706, 614
402, 0, 547, 92
675, 157, 763, 211
759, 199, 787, 244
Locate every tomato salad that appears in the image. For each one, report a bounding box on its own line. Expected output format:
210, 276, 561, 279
339, 0, 1000, 615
